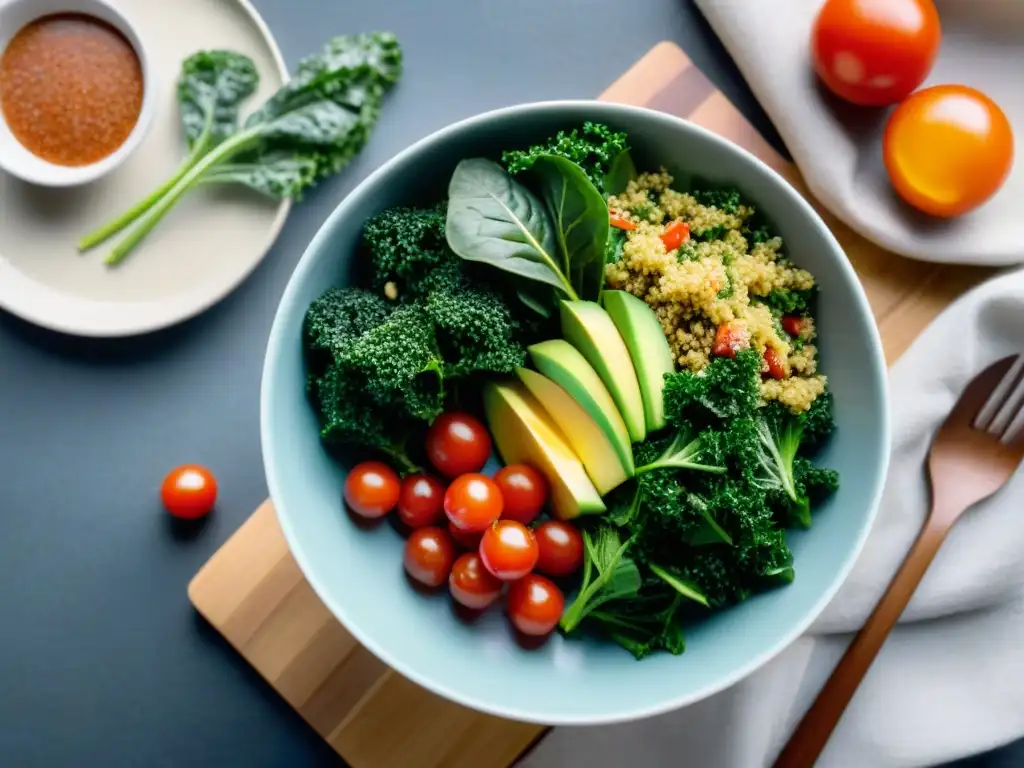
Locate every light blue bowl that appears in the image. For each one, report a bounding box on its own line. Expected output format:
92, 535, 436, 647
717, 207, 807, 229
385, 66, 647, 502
261, 101, 891, 725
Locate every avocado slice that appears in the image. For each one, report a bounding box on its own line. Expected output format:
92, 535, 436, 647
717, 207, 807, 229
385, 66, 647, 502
559, 300, 646, 442
482, 380, 605, 520
517, 367, 632, 495
603, 290, 676, 432
528, 339, 634, 476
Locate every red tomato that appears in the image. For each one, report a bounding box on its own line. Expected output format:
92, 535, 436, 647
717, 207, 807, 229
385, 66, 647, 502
883, 85, 1014, 218
396, 473, 446, 529
811, 0, 941, 107
781, 315, 805, 338
449, 552, 504, 610
712, 322, 750, 359
534, 521, 584, 577
763, 348, 787, 381
660, 220, 691, 252
480, 520, 539, 582
506, 574, 564, 636
449, 521, 484, 551
161, 465, 217, 520
444, 473, 503, 532
426, 412, 492, 478
493, 464, 548, 525
344, 461, 400, 519
403, 527, 455, 588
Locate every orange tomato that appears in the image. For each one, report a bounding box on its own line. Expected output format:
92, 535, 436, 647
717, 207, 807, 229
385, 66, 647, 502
883, 85, 1014, 218
812, 0, 941, 106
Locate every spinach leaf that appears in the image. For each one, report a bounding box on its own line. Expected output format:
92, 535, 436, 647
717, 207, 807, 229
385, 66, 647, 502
525, 154, 610, 302
445, 158, 577, 298
178, 51, 260, 152
604, 149, 637, 197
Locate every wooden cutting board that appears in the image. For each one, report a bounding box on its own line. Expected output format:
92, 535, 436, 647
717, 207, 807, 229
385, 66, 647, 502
188, 41, 995, 768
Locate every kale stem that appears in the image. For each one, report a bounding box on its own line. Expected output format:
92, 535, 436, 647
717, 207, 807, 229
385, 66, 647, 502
634, 461, 726, 476
103, 130, 261, 267
78, 139, 211, 252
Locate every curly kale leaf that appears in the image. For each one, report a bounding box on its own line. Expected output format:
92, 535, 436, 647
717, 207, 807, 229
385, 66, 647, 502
503, 122, 630, 195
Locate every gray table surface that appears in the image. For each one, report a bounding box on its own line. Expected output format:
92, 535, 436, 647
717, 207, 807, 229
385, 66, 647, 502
0, 1, 1018, 766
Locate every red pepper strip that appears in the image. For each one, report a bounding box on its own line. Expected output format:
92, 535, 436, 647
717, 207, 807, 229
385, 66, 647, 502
763, 348, 787, 380
609, 212, 637, 231
661, 220, 691, 252
781, 315, 805, 338
712, 322, 749, 359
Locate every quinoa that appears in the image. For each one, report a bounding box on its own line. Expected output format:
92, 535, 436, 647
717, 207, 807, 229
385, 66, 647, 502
606, 170, 827, 413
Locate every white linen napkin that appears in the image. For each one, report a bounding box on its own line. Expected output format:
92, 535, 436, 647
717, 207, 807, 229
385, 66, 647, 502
522, 267, 1024, 767
692, 0, 1024, 267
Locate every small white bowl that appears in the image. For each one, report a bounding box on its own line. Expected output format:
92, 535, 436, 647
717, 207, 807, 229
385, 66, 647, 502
0, 0, 156, 187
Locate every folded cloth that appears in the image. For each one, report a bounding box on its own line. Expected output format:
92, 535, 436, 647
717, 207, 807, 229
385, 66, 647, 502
522, 268, 1024, 767
691, 0, 1024, 267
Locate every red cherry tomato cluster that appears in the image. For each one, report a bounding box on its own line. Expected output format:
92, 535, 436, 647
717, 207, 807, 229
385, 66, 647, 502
342, 411, 585, 640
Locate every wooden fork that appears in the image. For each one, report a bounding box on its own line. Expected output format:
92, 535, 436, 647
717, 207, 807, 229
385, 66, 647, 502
773, 354, 1024, 768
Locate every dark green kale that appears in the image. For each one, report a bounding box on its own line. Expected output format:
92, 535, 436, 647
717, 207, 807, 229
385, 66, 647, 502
502, 122, 629, 195
362, 203, 456, 296
310, 361, 421, 473
590, 587, 686, 660
303, 287, 392, 374
757, 286, 818, 316
424, 287, 526, 378
662, 349, 763, 425
693, 187, 744, 215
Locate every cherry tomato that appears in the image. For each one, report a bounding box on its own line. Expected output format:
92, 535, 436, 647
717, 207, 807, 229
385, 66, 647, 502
403, 526, 456, 588
449, 552, 504, 610
161, 465, 217, 520
506, 574, 564, 636
660, 220, 691, 252
763, 348, 787, 380
712, 322, 750, 359
344, 461, 400, 519
449, 521, 484, 551
534, 521, 584, 577
493, 464, 548, 525
811, 0, 941, 107
609, 211, 637, 231
781, 315, 805, 338
396, 473, 446, 529
444, 473, 503, 532
480, 520, 539, 582
883, 85, 1014, 218
426, 412, 492, 478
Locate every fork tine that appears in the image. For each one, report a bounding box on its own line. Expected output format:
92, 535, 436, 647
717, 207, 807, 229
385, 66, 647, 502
973, 354, 1024, 432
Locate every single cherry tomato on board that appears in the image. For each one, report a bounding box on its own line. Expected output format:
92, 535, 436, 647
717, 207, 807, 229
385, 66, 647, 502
449, 552, 504, 610
763, 348, 787, 381
444, 473, 503, 532
660, 220, 691, 252
712, 322, 750, 359
344, 461, 401, 519
493, 464, 548, 525
426, 412, 492, 478
449, 521, 484, 551
781, 315, 805, 338
883, 85, 1014, 218
480, 520, 539, 582
534, 521, 584, 577
811, 0, 941, 107
396, 473, 446, 529
161, 465, 218, 520
506, 574, 565, 637
403, 526, 456, 588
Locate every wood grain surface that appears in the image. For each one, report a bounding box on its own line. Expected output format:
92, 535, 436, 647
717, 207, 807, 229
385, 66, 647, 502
188, 41, 996, 768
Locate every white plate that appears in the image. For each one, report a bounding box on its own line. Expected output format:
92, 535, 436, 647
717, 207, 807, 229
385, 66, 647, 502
0, 0, 290, 337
